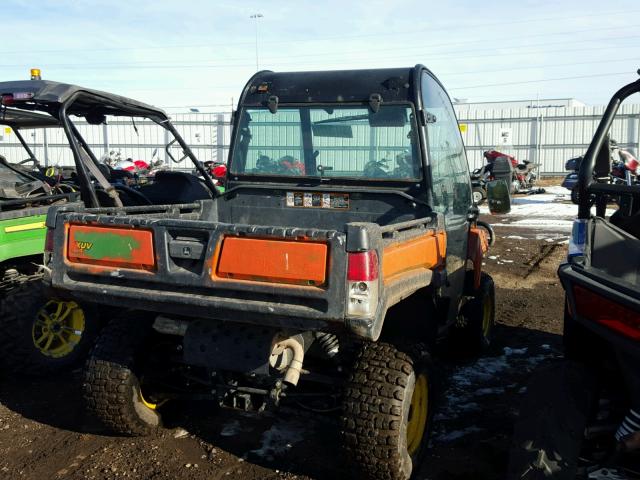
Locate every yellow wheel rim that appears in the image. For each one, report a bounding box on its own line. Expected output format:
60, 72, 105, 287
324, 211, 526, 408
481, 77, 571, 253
139, 390, 158, 410
406, 373, 429, 456
32, 300, 85, 358
482, 295, 493, 339
138, 376, 168, 411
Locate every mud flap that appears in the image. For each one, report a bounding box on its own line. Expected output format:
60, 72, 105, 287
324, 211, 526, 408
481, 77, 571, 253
183, 321, 275, 375
467, 227, 489, 290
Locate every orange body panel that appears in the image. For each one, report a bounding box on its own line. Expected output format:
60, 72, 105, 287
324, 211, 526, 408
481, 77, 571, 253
214, 236, 328, 286
467, 226, 489, 289
382, 231, 446, 284
66, 224, 155, 271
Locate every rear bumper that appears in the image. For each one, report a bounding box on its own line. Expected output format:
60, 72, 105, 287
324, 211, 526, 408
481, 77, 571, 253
559, 262, 640, 360
53, 274, 336, 331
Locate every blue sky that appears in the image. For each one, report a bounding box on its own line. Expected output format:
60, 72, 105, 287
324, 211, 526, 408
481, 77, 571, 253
2, 0, 640, 111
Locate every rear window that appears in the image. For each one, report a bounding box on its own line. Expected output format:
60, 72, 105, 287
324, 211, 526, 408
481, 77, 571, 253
230, 105, 421, 180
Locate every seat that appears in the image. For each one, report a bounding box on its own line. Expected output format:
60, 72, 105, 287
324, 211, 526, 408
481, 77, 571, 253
138, 170, 212, 204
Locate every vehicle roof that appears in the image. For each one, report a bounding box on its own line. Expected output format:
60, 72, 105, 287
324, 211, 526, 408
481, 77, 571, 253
0, 80, 167, 119
240, 66, 420, 106
0, 107, 60, 129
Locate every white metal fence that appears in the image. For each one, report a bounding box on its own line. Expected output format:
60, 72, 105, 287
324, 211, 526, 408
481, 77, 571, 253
1, 105, 639, 176
457, 104, 640, 174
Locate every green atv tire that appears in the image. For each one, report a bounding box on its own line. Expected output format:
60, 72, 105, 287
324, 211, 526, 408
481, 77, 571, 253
341, 342, 433, 480
0, 276, 101, 375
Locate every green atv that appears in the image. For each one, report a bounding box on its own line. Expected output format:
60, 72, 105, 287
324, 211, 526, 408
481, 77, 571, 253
0, 107, 99, 374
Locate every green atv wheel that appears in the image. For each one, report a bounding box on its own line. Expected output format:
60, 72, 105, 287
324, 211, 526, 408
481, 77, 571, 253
84, 317, 163, 436
342, 342, 433, 480
0, 277, 101, 375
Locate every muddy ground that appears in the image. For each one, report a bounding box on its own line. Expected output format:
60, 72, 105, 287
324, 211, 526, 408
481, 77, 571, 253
0, 219, 569, 480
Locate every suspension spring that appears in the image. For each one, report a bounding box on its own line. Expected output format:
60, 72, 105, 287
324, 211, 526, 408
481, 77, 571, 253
315, 332, 339, 358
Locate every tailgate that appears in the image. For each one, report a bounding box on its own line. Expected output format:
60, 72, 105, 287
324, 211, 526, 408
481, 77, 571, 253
559, 217, 640, 358
50, 212, 347, 325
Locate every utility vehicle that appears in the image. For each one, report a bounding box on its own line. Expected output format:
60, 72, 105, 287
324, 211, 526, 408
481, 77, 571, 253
0, 74, 202, 375
0, 106, 97, 374
42, 66, 494, 480
509, 72, 640, 479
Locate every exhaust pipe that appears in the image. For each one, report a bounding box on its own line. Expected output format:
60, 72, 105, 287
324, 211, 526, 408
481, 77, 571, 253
271, 337, 305, 386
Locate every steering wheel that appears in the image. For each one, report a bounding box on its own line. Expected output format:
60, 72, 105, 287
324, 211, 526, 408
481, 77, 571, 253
113, 184, 152, 206
165, 138, 189, 164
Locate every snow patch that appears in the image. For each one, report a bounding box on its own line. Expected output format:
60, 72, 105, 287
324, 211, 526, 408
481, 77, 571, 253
436, 427, 484, 443
432, 346, 557, 445
480, 185, 614, 236
250, 419, 306, 460
504, 347, 528, 356
474, 387, 506, 396
220, 419, 251, 437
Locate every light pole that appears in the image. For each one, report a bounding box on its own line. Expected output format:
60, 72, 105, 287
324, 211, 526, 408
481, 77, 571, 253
250, 13, 263, 71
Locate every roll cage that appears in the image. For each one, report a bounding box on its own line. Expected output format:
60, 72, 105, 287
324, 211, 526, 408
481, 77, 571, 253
0, 108, 59, 169
0, 80, 218, 207
577, 71, 640, 219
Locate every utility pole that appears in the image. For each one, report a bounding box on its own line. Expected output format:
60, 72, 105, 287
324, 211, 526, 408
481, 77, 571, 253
250, 13, 263, 71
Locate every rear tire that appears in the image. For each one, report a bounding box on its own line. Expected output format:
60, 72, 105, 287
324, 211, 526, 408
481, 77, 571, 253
84, 316, 162, 436
341, 342, 433, 480
453, 272, 496, 354
507, 361, 596, 480
0, 277, 101, 376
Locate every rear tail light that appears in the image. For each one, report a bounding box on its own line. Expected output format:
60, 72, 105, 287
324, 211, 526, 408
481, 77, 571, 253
573, 285, 640, 340
568, 219, 588, 259
1, 92, 34, 105
347, 250, 379, 318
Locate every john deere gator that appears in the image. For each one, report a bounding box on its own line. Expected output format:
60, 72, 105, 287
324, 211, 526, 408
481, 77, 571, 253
0, 105, 102, 374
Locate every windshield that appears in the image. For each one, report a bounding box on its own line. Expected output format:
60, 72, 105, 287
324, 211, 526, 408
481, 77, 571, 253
230, 105, 422, 180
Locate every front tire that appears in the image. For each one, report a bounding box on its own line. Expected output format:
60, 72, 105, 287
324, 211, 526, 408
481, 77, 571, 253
341, 342, 433, 480
0, 277, 100, 375
84, 316, 162, 436
472, 186, 486, 205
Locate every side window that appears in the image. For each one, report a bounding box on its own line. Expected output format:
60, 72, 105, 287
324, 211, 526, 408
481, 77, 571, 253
421, 73, 471, 215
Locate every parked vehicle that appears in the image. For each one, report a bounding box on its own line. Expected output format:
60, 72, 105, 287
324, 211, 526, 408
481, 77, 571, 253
40, 66, 495, 480
473, 150, 543, 202
201, 160, 227, 191
561, 156, 583, 204
0, 106, 100, 374
508, 73, 640, 479
563, 143, 639, 205
470, 165, 488, 204
0, 73, 202, 375
102, 148, 165, 185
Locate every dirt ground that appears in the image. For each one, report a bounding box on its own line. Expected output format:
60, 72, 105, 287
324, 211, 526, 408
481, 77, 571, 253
0, 219, 569, 480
